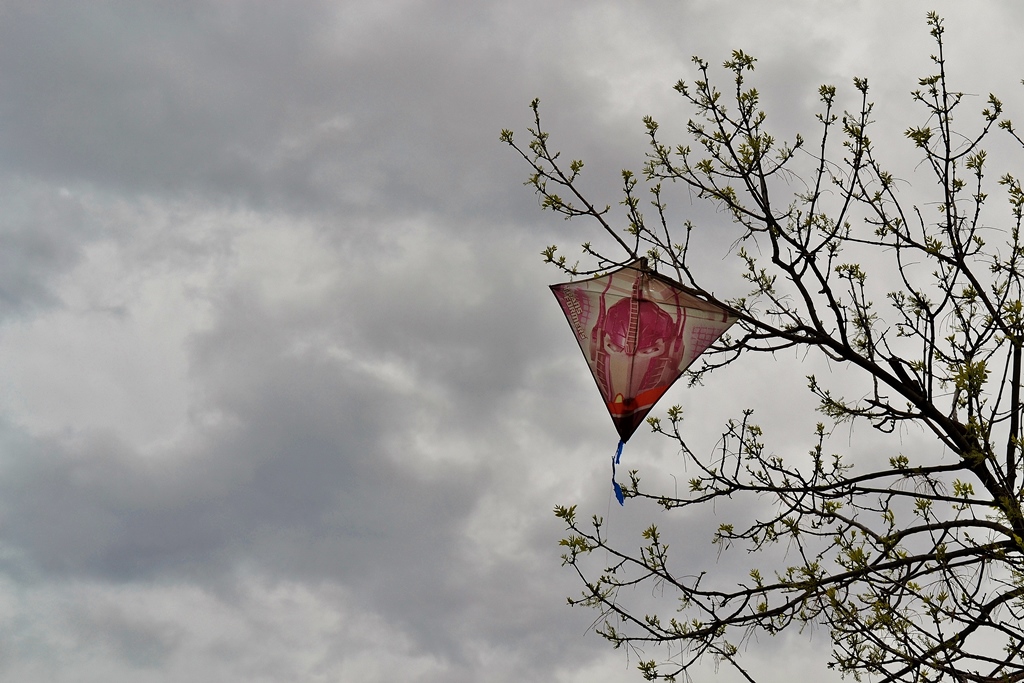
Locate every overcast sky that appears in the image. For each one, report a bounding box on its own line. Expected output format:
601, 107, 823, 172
1, 2, 1023, 682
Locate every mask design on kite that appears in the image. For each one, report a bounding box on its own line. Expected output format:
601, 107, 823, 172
592, 296, 683, 413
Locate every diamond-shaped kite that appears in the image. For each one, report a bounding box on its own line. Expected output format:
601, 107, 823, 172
551, 258, 738, 503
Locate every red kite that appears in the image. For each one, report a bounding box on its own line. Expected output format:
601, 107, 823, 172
551, 258, 738, 503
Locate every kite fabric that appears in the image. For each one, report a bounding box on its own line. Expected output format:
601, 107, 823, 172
551, 258, 738, 444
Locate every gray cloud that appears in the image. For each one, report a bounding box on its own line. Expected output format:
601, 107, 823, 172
0, 2, 1020, 681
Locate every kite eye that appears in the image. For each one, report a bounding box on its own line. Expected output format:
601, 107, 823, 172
604, 338, 625, 354
636, 338, 666, 356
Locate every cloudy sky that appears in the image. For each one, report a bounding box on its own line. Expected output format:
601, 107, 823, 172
0, 2, 1023, 682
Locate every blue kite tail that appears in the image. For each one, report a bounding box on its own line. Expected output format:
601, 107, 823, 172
612, 440, 625, 506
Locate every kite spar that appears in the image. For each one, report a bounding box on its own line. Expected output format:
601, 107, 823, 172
551, 258, 738, 504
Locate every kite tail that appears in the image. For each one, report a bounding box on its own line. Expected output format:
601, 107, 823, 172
612, 440, 625, 506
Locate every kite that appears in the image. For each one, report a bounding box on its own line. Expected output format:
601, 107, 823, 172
551, 258, 738, 504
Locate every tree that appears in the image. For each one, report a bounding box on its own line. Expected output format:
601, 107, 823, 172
503, 13, 1024, 683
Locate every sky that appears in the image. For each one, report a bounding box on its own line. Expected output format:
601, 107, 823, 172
0, 2, 1023, 682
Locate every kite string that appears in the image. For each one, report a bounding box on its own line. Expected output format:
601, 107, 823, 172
612, 440, 625, 506
604, 440, 625, 585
